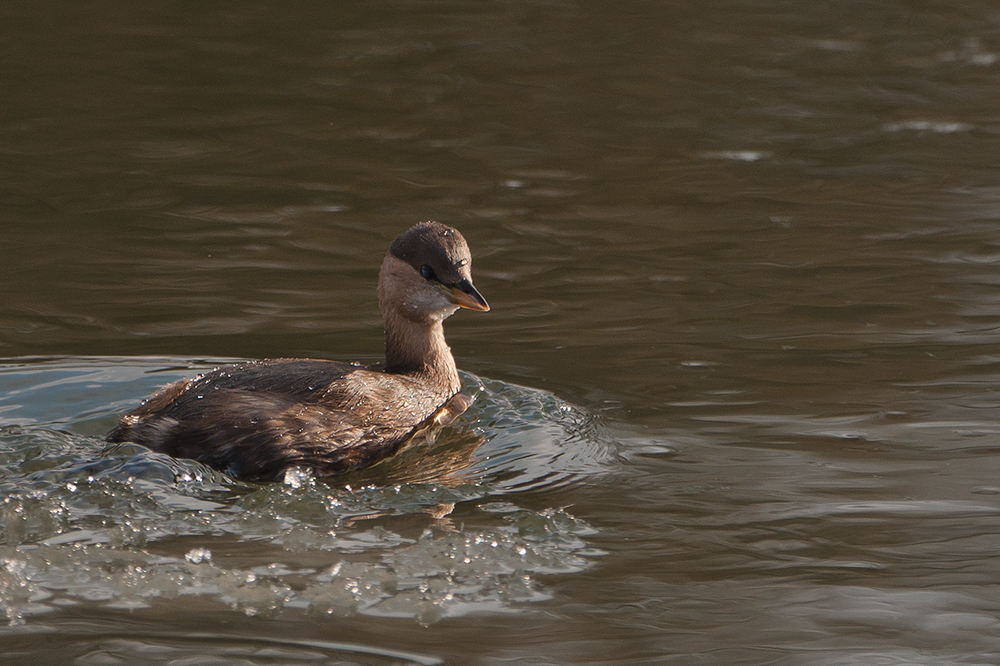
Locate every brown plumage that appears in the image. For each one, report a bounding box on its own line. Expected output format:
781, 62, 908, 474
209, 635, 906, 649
106, 222, 489, 481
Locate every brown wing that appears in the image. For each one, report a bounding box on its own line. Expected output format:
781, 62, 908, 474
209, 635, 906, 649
107, 359, 453, 480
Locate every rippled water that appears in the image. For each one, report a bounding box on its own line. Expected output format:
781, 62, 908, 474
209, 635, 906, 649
0, 359, 612, 630
6, 0, 1000, 664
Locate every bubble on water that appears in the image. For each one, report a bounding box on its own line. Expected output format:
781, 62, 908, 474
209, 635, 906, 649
184, 548, 212, 565
282, 467, 314, 489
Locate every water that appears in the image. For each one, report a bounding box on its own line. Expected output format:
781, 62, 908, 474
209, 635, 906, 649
5, 0, 1000, 663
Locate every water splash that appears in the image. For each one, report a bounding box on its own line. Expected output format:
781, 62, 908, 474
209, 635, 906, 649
0, 357, 616, 625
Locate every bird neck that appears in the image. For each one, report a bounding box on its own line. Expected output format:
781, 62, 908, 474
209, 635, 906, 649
381, 310, 460, 390
377, 255, 461, 392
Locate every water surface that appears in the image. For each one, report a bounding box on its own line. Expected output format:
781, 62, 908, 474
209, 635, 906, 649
4, 0, 1000, 664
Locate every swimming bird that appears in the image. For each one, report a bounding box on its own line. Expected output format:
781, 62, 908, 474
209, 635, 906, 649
106, 222, 489, 480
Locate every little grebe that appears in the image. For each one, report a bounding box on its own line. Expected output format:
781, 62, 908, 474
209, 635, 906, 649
106, 222, 489, 480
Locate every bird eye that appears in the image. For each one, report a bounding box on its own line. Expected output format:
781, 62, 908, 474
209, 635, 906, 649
420, 265, 436, 280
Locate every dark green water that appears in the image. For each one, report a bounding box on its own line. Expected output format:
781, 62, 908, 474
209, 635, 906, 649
4, 1, 1000, 664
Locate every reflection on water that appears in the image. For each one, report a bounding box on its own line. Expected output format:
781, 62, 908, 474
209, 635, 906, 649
0, 358, 610, 626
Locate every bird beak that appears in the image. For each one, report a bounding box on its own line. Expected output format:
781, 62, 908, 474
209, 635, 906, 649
445, 279, 490, 312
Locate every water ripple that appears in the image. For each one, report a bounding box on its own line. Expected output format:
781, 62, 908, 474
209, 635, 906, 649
0, 357, 615, 625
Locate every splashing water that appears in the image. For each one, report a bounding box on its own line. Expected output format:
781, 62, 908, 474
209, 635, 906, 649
0, 357, 617, 625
